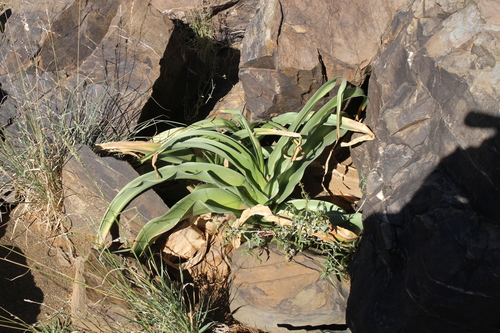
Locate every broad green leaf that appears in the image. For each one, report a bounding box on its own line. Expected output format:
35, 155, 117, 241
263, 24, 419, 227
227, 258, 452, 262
98, 76, 372, 256
150, 127, 184, 143
335, 77, 347, 142
131, 185, 248, 255
96, 141, 161, 155
174, 133, 267, 189
154, 148, 206, 164
272, 123, 344, 204
98, 162, 265, 244
288, 77, 346, 132
223, 110, 265, 173
139, 127, 268, 189
141, 117, 241, 162
266, 77, 346, 182
299, 86, 365, 138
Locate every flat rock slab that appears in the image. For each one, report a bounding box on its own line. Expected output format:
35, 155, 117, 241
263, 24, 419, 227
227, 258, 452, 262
230, 244, 350, 332
62, 145, 169, 245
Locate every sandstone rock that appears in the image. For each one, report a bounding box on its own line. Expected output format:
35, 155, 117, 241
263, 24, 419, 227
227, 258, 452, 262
62, 145, 169, 245
239, 0, 412, 120
0, 182, 16, 207
348, 1, 500, 331
213, 0, 261, 48
136, 3, 246, 134
136, 0, 259, 132
230, 244, 350, 332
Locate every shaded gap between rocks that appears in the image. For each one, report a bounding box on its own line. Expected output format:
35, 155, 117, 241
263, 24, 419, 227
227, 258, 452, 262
136, 19, 240, 138
277, 323, 349, 331
0, 206, 44, 333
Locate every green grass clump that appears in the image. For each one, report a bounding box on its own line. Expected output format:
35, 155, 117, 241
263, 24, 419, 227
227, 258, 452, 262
77, 249, 213, 333
0, 246, 212, 333
107, 255, 212, 333
0, 43, 136, 222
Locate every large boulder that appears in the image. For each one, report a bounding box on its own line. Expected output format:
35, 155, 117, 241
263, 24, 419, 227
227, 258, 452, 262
239, 0, 411, 120
230, 244, 350, 332
62, 145, 169, 245
0, 0, 174, 134
348, 1, 500, 332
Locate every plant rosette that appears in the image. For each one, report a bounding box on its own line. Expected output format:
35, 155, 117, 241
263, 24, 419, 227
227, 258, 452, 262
96, 77, 374, 273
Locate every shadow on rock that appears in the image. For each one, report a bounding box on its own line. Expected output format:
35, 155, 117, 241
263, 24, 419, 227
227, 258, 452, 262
0, 214, 44, 332
348, 111, 500, 332
137, 20, 240, 137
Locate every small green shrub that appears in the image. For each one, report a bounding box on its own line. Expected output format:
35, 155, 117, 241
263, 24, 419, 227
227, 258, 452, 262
230, 195, 359, 279
91, 250, 213, 333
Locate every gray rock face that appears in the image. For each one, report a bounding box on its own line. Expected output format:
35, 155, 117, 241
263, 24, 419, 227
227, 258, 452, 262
239, 0, 411, 120
62, 145, 169, 245
230, 244, 350, 332
0, 0, 174, 134
348, 1, 500, 332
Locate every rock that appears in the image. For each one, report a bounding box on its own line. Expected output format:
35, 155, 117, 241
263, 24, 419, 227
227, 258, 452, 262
62, 145, 169, 245
230, 244, 350, 332
0, 0, 174, 135
151, 0, 259, 48
152, 0, 238, 13
71, 250, 141, 332
213, 0, 261, 48
136, 2, 245, 134
239, 0, 412, 120
137, 0, 259, 132
348, 1, 500, 332
0, 182, 17, 207
209, 81, 246, 118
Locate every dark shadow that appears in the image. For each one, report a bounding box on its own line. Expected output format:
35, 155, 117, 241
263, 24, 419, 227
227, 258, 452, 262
0, 213, 44, 332
277, 323, 349, 331
347, 111, 500, 332
0, 8, 12, 33
136, 20, 240, 137
0, 99, 12, 142
0, 83, 6, 106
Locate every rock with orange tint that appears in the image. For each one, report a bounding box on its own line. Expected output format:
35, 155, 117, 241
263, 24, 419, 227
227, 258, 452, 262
62, 145, 169, 245
229, 244, 349, 332
239, 0, 411, 120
